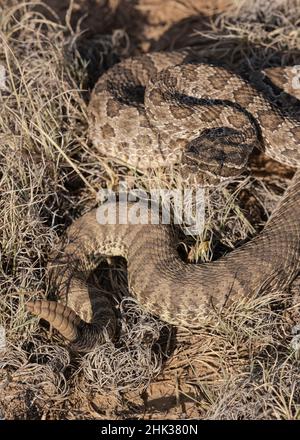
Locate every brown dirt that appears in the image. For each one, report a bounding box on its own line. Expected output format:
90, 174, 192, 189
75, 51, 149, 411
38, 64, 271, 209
42, 0, 231, 51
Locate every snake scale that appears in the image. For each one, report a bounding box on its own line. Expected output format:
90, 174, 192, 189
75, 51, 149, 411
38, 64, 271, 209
27, 51, 300, 351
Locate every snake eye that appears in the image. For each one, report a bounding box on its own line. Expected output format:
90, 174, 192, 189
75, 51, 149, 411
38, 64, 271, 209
186, 142, 199, 155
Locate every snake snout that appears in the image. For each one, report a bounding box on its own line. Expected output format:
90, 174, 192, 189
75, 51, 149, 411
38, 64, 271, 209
183, 126, 254, 180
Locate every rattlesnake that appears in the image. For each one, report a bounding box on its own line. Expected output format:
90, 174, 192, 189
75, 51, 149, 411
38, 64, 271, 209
27, 51, 300, 351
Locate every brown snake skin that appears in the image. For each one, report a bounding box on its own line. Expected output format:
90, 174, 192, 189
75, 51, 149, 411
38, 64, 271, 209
27, 52, 300, 351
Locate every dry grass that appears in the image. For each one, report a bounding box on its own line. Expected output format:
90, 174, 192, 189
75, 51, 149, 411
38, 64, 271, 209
0, 0, 300, 419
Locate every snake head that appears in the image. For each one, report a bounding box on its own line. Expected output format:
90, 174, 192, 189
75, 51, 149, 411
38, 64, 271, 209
183, 127, 255, 182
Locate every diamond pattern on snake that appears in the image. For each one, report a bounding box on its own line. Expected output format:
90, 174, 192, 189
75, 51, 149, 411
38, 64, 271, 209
27, 51, 300, 351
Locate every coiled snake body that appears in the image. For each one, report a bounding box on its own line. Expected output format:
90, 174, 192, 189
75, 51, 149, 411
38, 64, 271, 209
27, 52, 300, 351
